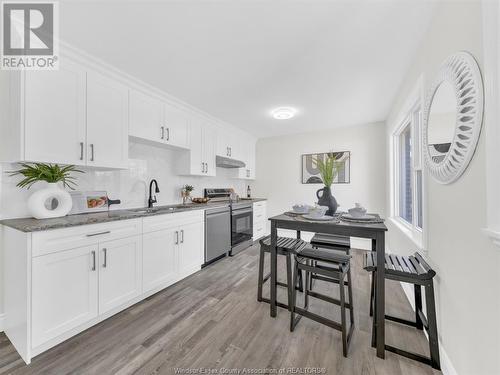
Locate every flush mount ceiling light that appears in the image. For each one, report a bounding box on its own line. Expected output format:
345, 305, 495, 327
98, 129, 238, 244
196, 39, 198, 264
271, 107, 297, 120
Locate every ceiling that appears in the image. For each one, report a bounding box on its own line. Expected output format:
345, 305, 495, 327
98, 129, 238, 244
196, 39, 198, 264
60, 0, 436, 138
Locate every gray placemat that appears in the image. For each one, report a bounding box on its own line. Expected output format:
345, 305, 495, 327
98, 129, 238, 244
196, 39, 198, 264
340, 214, 385, 224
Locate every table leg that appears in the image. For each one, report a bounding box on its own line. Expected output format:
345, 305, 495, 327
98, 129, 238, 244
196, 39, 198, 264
375, 232, 385, 359
296, 230, 301, 239
270, 220, 278, 317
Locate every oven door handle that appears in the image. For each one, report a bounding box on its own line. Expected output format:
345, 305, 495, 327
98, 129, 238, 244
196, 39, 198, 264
232, 208, 253, 215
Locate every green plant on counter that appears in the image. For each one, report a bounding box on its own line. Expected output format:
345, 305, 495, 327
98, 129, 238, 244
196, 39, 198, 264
8, 163, 84, 190
182, 184, 194, 193
312, 154, 341, 187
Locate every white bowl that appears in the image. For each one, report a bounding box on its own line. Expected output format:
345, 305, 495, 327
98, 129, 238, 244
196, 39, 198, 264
292, 204, 311, 214
309, 205, 328, 218
348, 207, 367, 218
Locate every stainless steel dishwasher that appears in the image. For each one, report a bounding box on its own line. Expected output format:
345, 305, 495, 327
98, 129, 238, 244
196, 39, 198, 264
204, 205, 231, 266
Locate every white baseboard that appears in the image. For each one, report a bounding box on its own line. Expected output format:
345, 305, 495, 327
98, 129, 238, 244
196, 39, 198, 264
0, 313, 5, 332
400, 282, 458, 375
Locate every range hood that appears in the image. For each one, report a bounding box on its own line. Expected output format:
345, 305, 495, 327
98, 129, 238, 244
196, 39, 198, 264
216, 155, 246, 168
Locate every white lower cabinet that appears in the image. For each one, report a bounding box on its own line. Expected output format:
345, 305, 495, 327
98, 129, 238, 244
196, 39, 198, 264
143, 211, 204, 290
98, 236, 142, 314
253, 201, 267, 240
31, 245, 98, 348
142, 229, 177, 293
177, 221, 204, 279
3, 211, 204, 364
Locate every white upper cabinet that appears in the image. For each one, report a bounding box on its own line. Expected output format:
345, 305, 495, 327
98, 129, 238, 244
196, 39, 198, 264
129, 89, 164, 143
164, 102, 190, 149
0, 52, 256, 175
24, 60, 87, 166
178, 115, 216, 176
233, 136, 256, 180
87, 71, 129, 169
216, 126, 237, 159
247, 139, 256, 179
129, 89, 190, 150
1, 59, 129, 169
203, 122, 216, 176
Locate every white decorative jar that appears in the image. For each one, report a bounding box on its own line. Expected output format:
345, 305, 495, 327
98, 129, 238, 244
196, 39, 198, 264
27, 182, 73, 219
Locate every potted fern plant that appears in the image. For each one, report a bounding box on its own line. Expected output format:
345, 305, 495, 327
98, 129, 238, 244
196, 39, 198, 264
9, 163, 83, 219
313, 154, 342, 216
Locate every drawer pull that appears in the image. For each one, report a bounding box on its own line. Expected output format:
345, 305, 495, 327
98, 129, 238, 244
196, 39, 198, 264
86, 230, 111, 237
91, 251, 96, 271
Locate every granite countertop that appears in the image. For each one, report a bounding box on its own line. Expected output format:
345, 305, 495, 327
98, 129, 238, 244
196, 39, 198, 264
0, 198, 267, 233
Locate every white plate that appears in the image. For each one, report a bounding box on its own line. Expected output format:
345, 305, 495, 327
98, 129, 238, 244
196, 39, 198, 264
303, 215, 336, 221
342, 213, 376, 221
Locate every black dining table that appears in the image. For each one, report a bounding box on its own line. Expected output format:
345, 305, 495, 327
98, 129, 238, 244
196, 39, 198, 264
268, 213, 388, 359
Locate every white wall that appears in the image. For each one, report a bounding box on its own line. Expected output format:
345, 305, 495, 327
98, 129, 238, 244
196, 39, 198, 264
252, 122, 386, 246
0, 141, 247, 318
385, 1, 500, 374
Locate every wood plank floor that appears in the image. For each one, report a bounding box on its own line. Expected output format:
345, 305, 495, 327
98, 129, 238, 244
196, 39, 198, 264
0, 244, 441, 375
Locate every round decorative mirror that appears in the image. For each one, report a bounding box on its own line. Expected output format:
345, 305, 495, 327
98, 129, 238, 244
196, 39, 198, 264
423, 52, 484, 184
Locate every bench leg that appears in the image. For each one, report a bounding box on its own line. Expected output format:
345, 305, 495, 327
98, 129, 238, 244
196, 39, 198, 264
371, 273, 377, 348
257, 246, 265, 302
425, 280, 441, 370
290, 261, 300, 332
304, 260, 310, 310
414, 284, 423, 330
339, 271, 348, 357
369, 271, 374, 317
286, 253, 293, 312
347, 266, 354, 326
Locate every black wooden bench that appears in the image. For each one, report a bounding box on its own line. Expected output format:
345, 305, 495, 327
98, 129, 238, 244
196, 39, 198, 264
364, 251, 440, 370
257, 236, 307, 310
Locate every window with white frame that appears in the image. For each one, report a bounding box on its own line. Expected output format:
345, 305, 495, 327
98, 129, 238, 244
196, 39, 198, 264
393, 102, 423, 235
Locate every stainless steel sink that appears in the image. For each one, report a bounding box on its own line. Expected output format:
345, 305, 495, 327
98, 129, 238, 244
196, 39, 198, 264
129, 206, 187, 214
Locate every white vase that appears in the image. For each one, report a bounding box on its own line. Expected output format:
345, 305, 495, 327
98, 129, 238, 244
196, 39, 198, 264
27, 182, 73, 219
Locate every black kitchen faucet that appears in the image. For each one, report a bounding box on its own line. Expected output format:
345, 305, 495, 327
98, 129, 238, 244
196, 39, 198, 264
148, 179, 160, 208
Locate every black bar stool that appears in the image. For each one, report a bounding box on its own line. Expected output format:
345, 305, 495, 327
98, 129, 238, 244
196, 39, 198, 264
257, 235, 307, 310
290, 246, 354, 357
364, 251, 441, 370
309, 234, 351, 289
311, 233, 351, 253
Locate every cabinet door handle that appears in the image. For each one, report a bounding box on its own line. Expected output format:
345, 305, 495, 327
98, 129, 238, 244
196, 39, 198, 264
175, 230, 179, 244
229, 147, 232, 157
86, 230, 111, 237
161, 126, 165, 140
180, 229, 184, 243
102, 248, 107, 268
201, 162, 204, 173
205, 163, 208, 174
166, 127, 170, 141
91, 251, 96, 271
80, 142, 84, 160
90, 144, 95, 161
227, 147, 229, 156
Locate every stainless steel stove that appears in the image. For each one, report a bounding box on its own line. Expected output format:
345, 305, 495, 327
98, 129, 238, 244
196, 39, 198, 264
204, 188, 253, 255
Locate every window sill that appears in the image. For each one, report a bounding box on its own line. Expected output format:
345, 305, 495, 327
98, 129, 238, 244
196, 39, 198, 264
482, 228, 500, 248
388, 216, 424, 250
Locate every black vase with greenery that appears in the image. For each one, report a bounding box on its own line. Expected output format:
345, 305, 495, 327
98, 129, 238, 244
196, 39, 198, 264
313, 154, 341, 216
